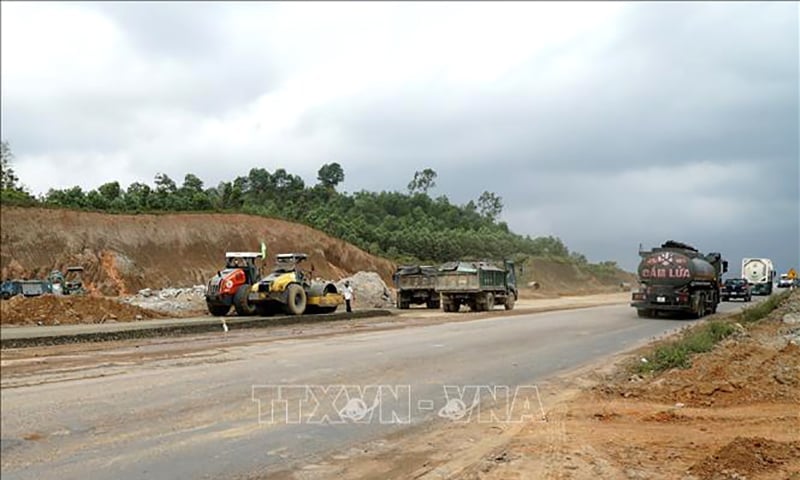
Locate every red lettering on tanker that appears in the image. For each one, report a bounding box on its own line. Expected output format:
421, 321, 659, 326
641, 252, 690, 279
640, 267, 691, 279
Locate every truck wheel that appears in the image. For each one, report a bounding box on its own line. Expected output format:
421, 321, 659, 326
694, 293, 705, 319
284, 284, 307, 315
637, 309, 651, 318
233, 285, 256, 316
426, 299, 438, 309
207, 303, 230, 317
1, 292, 10, 300
485, 293, 495, 311
504, 294, 515, 311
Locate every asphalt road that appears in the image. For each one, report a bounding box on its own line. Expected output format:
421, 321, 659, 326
0, 299, 755, 480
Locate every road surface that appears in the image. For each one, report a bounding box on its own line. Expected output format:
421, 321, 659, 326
1, 299, 754, 480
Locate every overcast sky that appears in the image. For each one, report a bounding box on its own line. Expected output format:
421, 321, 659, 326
2, 1, 798, 272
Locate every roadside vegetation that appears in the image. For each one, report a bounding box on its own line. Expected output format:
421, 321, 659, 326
635, 291, 792, 374
740, 290, 792, 323
0, 140, 612, 267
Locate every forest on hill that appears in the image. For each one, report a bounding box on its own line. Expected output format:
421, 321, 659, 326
1, 140, 616, 273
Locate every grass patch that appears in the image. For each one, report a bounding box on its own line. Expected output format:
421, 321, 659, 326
636, 291, 792, 374
740, 290, 792, 323
636, 321, 736, 373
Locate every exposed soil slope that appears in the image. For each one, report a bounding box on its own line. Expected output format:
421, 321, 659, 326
522, 257, 636, 296
1, 207, 395, 295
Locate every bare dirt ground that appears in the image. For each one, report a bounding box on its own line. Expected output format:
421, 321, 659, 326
0, 294, 164, 325
259, 291, 800, 480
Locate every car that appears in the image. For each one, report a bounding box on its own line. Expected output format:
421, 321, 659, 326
777, 275, 797, 289
721, 278, 751, 302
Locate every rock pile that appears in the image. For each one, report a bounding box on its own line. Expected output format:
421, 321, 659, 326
123, 285, 207, 314
335, 271, 393, 309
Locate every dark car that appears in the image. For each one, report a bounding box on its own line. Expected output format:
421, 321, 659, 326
721, 278, 751, 302
1, 280, 23, 300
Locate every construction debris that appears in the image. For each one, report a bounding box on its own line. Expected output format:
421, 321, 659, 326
122, 285, 207, 314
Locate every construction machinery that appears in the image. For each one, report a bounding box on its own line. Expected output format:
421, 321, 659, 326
436, 260, 518, 312
631, 240, 727, 318
63, 267, 85, 295
205, 252, 263, 316
393, 265, 440, 309
247, 253, 343, 316
48, 270, 65, 295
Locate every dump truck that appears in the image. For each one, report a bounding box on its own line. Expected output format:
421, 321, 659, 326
436, 260, 518, 312
19, 280, 52, 297
246, 253, 343, 316
205, 252, 264, 316
393, 265, 440, 309
741, 258, 775, 296
631, 240, 728, 318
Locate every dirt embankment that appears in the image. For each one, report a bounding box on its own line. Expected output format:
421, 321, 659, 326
521, 257, 637, 297
0, 207, 396, 295
0, 294, 163, 325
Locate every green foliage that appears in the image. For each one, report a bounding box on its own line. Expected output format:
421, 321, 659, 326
477, 191, 503, 220
636, 321, 736, 373
741, 290, 792, 323
1, 141, 19, 190
317, 162, 345, 189
15, 159, 584, 263
1, 141, 36, 204
407, 168, 437, 195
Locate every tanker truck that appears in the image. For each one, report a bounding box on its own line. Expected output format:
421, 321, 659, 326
741, 258, 775, 295
631, 240, 728, 318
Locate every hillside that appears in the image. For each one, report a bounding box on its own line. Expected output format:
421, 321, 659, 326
0, 207, 395, 295
1, 207, 636, 300
521, 257, 637, 296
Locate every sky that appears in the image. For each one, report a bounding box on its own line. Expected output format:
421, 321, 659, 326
1, 1, 798, 272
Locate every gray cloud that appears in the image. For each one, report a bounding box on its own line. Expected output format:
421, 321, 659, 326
2, 1, 797, 273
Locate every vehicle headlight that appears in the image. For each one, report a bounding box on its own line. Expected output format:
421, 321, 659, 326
225, 280, 234, 289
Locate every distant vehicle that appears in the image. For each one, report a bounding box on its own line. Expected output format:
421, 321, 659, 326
393, 265, 439, 309
631, 240, 727, 319
777, 274, 796, 289
63, 266, 86, 295
435, 260, 518, 312
1, 280, 22, 300
19, 280, 52, 297
721, 278, 751, 302
741, 258, 775, 295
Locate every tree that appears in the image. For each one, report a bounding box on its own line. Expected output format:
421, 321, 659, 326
317, 162, 345, 189
1, 141, 20, 191
98, 181, 122, 202
477, 191, 503, 220
407, 168, 437, 195
154, 173, 177, 194
181, 173, 204, 193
